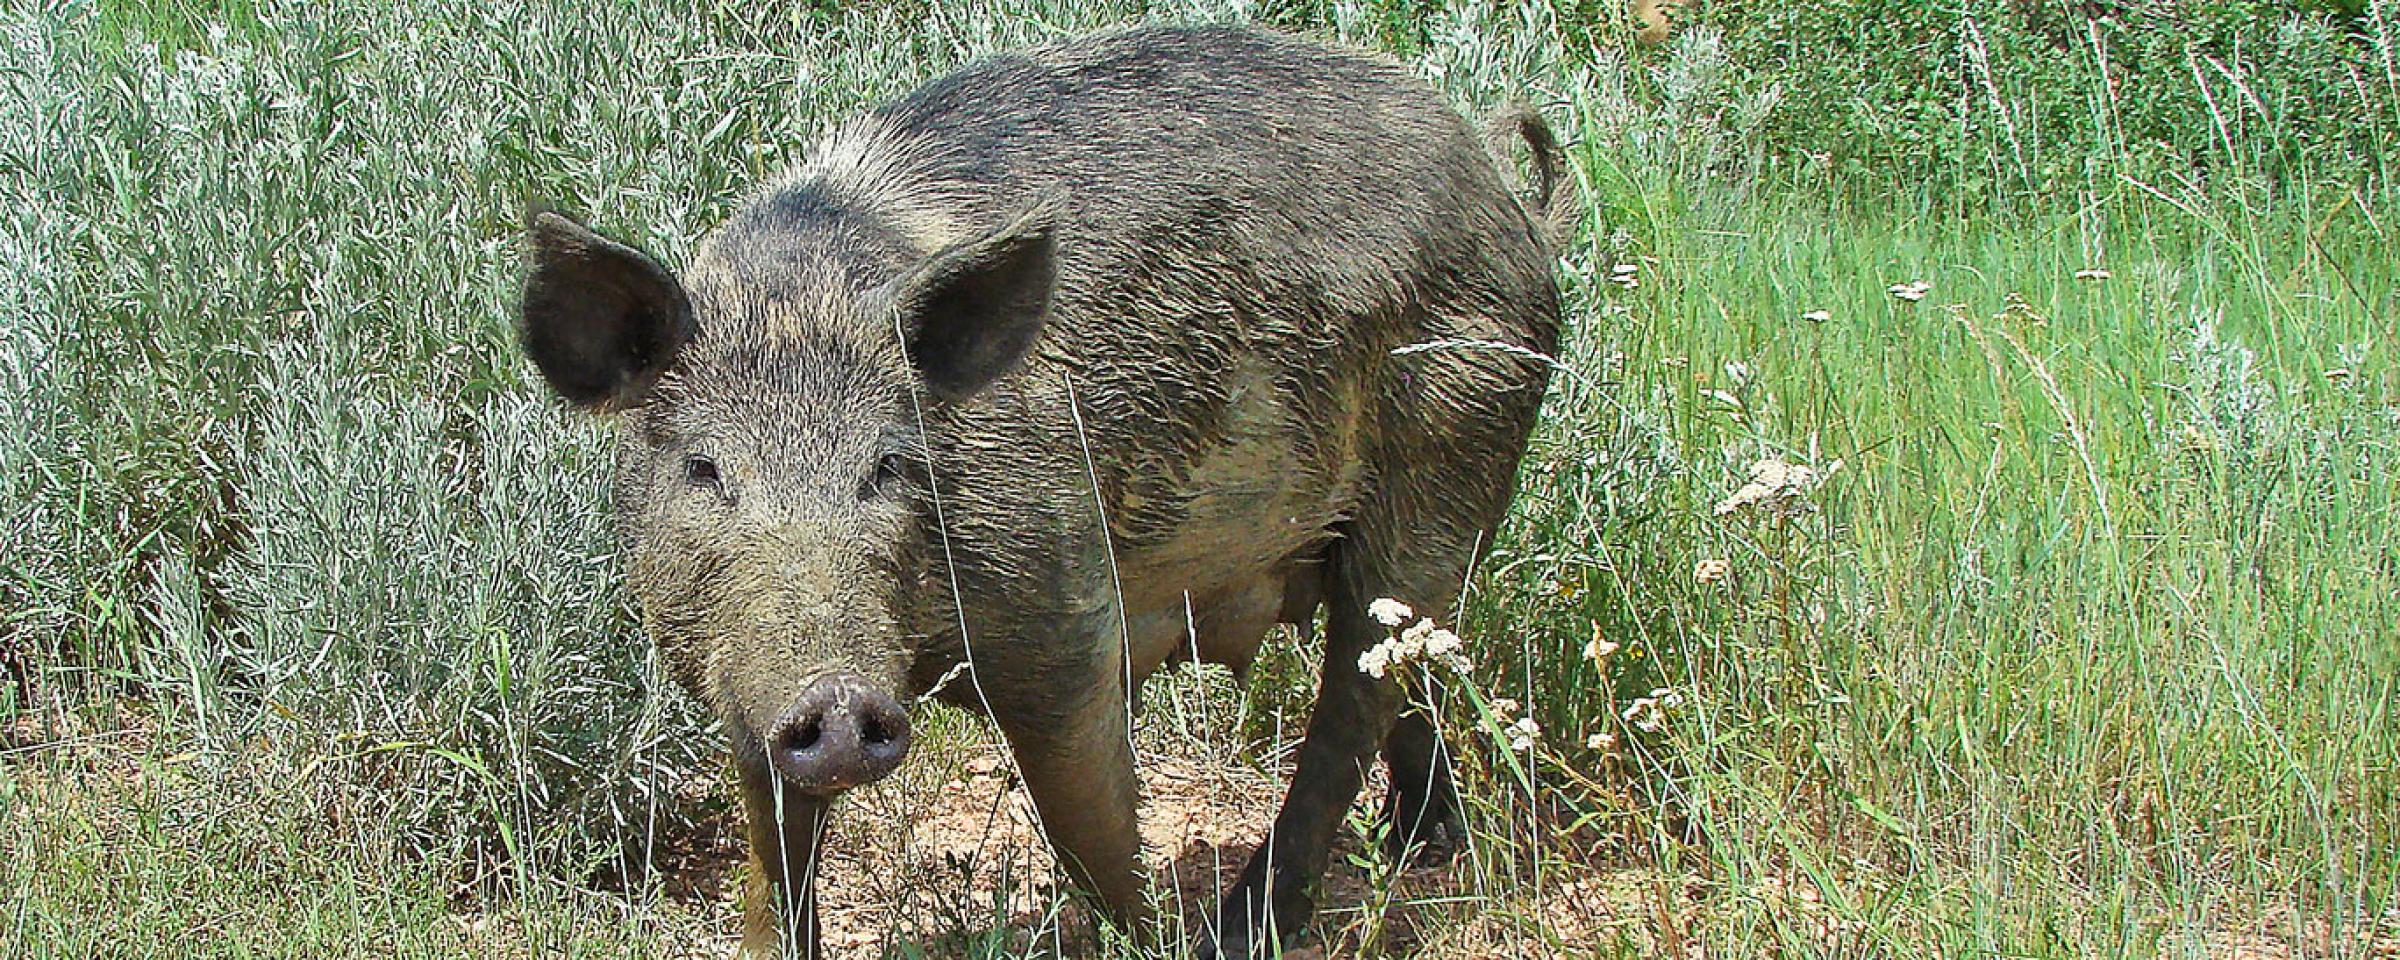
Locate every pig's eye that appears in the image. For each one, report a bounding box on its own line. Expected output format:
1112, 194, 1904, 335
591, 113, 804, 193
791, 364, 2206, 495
861, 451, 910, 501
683, 455, 722, 492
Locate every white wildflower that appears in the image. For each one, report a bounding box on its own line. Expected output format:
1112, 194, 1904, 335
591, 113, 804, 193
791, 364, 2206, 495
1490, 697, 1521, 719
1583, 634, 1620, 662
1586, 731, 1617, 751
1356, 641, 1396, 679
1623, 696, 1665, 733
1422, 627, 1462, 657
2073, 268, 2111, 282
1801, 309, 1832, 324
1420, 626, 1467, 673
1367, 598, 1412, 627
1693, 558, 1730, 584
1713, 457, 1822, 517
1394, 619, 1434, 663
1359, 616, 1470, 676
1887, 280, 1932, 302
1506, 717, 1541, 752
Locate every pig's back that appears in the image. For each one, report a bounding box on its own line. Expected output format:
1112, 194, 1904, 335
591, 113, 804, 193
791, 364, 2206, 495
824, 26, 1558, 644
865, 25, 1539, 334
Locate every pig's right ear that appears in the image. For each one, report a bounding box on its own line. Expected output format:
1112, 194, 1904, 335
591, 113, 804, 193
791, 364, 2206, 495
519, 211, 695, 412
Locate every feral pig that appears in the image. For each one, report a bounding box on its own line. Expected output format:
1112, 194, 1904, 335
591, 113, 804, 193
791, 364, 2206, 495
518, 24, 1570, 959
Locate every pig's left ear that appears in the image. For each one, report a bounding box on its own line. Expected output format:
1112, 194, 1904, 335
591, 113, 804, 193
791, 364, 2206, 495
519, 211, 695, 412
883, 203, 1057, 403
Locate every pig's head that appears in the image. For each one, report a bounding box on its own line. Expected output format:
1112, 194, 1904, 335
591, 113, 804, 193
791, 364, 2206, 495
515, 207, 1055, 794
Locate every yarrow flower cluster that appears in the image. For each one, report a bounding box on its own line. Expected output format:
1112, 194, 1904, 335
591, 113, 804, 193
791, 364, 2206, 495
1581, 625, 1628, 752
1713, 456, 1830, 518
1356, 599, 1471, 679
1621, 687, 1686, 733
1506, 716, 1542, 752
1693, 557, 1731, 583
1887, 280, 1933, 302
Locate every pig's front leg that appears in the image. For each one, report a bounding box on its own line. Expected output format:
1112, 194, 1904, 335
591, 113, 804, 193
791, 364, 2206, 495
990, 645, 1151, 933
737, 749, 832, 959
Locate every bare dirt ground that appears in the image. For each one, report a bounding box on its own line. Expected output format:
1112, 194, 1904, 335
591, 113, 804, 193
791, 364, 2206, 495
643, 735, 1637, 959
515, 723, 2400, 960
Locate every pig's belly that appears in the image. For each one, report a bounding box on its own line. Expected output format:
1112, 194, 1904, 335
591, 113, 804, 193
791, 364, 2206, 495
1113, 449, 1350, 681
1096, 352, 1361, 681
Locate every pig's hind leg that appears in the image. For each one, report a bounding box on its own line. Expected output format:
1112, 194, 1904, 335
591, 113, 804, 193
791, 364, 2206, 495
1379, 707, 1462, 862
1203, 322, 1547, 958
1200, 546, 1465, 959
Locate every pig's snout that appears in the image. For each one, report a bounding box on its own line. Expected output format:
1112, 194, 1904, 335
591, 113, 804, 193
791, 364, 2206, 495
766, 672, 912, 793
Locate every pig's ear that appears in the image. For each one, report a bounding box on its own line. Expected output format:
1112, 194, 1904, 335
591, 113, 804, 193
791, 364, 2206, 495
519, 211, 695, 412
885, 204, 1057, 403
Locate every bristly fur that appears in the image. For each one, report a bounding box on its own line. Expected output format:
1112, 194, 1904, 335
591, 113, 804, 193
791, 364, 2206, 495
519, 23, 1564, 960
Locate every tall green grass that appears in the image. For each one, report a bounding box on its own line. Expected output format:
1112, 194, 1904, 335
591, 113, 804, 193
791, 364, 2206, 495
1676, 0, 2400, 198
3, 0, 2394, 957
1476, 187, 2397, 955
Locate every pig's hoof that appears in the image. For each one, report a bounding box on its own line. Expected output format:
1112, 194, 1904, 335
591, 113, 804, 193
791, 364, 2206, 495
1378, 814, 1462, 867
1195, 924, 1270, 960
1197, 884, 1302, 960
1378, 787, 1463, 866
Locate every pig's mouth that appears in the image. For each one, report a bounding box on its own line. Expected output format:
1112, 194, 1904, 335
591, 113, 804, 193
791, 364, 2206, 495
760, 670, 914, 793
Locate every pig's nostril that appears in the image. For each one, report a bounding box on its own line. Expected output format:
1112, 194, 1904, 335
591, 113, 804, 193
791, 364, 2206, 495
860, 714, 892, 747
782, 715, 823, 753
